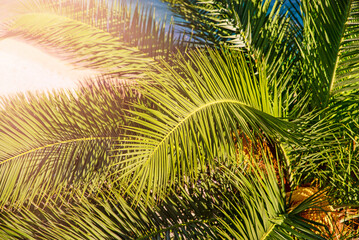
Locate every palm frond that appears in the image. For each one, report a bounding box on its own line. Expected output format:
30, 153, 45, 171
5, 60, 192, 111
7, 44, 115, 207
217, 157, 326, 240
113, 48, 297, 202
4, 12, 157, 76
0, 182, 218, 239
14, 0, 182, 60
167, 0, 300, 77
0, 79, 136, 208
301, 0, 359, 108
0, 158, 332, 239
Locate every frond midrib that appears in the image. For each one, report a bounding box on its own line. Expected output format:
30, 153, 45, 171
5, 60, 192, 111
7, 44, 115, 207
0, 136, 115, 166
143, 98, 250, 166
6, 12, 157, 72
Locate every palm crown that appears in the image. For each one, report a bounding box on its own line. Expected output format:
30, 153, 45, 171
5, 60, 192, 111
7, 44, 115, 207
0, 0, 358, 239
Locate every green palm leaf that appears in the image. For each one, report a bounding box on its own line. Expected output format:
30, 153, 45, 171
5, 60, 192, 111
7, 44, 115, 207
1, 0, 185, 78
0, 80, 136, 208
15, 0, 181, 59
1, 0, 358, 238
167, 0, 300, 79
0, 183, 218, 239
115, 48, 297, 201
217, 159, 327, 240
301, 0, 359, 107
5, 12, 156, 76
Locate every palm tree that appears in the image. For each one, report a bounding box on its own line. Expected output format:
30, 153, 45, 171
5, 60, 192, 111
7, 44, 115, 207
0, 0, 358, 239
